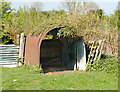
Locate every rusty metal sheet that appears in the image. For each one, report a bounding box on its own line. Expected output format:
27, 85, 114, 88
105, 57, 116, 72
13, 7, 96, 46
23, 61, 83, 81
24, 32, 41, 66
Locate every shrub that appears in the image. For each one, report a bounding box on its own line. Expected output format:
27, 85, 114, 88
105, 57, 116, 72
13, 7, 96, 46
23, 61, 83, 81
32, 64, 44, 74
86, 55, 118, 76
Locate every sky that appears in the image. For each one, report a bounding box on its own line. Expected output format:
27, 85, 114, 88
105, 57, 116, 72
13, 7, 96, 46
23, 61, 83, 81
8, 0, 119, 16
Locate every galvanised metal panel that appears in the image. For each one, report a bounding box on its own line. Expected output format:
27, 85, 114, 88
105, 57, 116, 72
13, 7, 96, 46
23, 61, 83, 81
0, 44, 19, 67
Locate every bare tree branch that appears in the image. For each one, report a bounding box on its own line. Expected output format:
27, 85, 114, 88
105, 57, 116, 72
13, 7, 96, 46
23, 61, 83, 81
32, 1, 44, 11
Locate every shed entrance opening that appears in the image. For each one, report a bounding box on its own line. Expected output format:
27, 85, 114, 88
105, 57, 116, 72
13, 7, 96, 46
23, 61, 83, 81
40, 39, 65, 72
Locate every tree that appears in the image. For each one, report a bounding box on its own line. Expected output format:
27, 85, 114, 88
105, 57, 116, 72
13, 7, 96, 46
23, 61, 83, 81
109, 10, 118, 28
59, 0, 99, 14
0, 0, 14, 44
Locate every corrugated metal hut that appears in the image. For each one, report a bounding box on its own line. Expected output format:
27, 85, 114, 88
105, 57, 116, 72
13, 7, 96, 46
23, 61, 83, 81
24, 27, 86, 72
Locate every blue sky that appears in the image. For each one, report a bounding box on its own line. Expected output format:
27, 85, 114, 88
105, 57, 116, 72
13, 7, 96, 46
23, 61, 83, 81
9, 0, 118, 15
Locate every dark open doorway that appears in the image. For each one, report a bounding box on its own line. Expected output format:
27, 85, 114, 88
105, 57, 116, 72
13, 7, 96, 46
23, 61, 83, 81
40, 39, 65, 72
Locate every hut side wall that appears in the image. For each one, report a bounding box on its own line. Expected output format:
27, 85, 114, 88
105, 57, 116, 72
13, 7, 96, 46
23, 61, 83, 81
24, 33, 40, 66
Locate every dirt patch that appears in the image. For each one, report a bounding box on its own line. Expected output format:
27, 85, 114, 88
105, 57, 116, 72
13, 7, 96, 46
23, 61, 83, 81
45, 70, 84, 75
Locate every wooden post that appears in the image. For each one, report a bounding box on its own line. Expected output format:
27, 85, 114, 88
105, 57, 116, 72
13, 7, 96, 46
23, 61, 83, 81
16, 34, 19, 45
19, 33, 25, 66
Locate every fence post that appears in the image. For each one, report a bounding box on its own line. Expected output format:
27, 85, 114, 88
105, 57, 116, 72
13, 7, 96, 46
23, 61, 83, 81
19, 33, 25, 66
16, 34, 19, 45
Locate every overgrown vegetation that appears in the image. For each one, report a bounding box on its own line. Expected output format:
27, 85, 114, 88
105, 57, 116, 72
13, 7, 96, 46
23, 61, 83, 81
86, 55, 118, 76
0, 0, 118, 55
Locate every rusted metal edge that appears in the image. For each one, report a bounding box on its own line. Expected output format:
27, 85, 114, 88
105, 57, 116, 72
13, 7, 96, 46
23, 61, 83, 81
38, 26, 65, 46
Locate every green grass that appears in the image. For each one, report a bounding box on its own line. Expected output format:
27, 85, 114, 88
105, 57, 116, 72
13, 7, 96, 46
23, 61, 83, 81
2, 66, 118, 90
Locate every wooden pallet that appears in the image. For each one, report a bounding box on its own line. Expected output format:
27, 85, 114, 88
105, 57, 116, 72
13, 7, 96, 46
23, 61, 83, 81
86, 39, 105, 67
